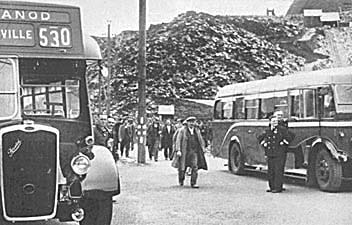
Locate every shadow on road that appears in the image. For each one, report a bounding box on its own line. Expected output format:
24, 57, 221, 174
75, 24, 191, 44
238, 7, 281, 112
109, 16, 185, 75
220, 169, 352, 193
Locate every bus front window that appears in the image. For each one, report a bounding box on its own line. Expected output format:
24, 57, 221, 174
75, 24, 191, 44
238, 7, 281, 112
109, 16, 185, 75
335, 85, 352, 113
0, 59, 17, 118
22, 79, 80, 118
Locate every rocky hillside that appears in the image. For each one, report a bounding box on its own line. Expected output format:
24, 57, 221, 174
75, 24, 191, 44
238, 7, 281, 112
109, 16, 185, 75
88, 11, 307, 114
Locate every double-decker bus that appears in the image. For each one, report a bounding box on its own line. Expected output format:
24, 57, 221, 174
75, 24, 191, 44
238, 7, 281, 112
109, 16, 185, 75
212, 67, 352, 192
0, 1, 119, 224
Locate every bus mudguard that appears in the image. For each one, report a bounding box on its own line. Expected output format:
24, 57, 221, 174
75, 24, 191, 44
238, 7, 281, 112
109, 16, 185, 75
81, 145, 119, 194
312, 138, 348, 162
230, 136, 242, 148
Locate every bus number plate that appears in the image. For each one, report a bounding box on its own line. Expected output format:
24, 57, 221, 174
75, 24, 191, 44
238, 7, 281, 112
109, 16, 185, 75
38, 25, 72, 48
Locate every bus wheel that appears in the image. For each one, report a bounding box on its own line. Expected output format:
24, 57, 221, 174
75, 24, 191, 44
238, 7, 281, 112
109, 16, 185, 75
315, 148, 342, 192
80, 196, 113, 225
228, 143, 244, 175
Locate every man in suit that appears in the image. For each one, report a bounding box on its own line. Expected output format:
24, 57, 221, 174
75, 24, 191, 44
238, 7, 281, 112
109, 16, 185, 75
119, 117, 135, 158
161, 119, 175, 160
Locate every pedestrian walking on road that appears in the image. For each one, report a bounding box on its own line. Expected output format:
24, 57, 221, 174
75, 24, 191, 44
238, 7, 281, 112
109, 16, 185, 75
119, 117, 135, 158
175, 116, 208, 188
112, 117, 124, 161
147, 118, 162, 161
93, 114, 110, 147
257, 116, 295, 193
161, 119, 175, 160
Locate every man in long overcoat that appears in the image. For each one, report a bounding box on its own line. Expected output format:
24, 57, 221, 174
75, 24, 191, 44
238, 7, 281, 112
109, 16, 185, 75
175, 116, 208, 188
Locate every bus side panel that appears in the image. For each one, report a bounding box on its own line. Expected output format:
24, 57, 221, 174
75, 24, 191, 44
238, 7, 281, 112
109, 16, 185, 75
288, 121, 320, 148
242, 125, 267, 165
211, 121, 235, 158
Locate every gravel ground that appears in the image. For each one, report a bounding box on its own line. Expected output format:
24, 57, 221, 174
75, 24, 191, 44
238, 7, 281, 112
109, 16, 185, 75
111, 151, 352, 225
9, 150, 352, 225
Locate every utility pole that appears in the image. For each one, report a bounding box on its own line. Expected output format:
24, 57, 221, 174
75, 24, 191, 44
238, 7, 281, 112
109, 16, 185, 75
106, 20, 112, 117
98, 62, 103, 115
137, 0, 146, 163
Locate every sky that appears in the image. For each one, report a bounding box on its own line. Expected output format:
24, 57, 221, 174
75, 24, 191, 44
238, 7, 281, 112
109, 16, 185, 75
25, 0, 294, 36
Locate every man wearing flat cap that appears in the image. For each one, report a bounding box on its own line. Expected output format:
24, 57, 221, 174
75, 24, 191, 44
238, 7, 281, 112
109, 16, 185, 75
175, 116, 208, 188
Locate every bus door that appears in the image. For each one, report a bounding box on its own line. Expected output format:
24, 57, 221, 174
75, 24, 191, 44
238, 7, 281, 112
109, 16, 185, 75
288, 89, 320, 145
288, 88, 320, 169
317, 86, 338, 145
212, 97, 236, 158
243, 97, 263, 164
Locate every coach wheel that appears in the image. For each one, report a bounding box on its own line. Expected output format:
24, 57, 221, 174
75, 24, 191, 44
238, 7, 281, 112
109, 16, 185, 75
315, 148, 342, 192
229, 143, 244, 175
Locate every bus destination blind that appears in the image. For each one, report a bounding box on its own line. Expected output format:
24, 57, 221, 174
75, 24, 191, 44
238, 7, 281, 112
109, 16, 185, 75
0, 8, 75, 48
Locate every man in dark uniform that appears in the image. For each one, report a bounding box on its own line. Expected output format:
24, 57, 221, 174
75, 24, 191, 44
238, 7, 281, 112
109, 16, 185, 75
274, 110, 304, 169
258, 116, 294, 193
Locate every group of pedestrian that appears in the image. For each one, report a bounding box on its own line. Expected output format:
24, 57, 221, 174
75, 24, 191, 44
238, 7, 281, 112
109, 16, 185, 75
93, 115, 136, 161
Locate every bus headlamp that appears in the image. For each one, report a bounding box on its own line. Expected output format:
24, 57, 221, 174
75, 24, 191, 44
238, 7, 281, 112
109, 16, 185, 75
85, 136, 94, 146
71, 153, 91, 175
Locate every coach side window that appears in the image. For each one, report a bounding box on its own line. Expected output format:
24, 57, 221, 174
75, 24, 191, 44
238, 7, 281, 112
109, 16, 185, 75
214, 100, 223, 119
245, 99, 259, 119
260, 97, 275, 119
289, 89, 317, 119
303, 90, 316, 118
235, 98, 245, 119
223, 101, 234, 119
274, 96, 288, 118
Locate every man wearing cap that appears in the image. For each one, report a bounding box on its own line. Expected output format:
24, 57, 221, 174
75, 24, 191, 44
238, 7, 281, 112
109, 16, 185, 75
93, 115, 110, 147
175, 116, 208, 188
258, 116, 295, 193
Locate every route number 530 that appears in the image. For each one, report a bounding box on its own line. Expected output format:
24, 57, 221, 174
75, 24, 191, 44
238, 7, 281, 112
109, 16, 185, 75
39, 26, 72, 48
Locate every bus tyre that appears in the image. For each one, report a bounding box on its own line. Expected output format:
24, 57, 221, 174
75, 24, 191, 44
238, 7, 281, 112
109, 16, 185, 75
80, 197, 113, 225
315, 149, 342, 192
228, 143, 244, 175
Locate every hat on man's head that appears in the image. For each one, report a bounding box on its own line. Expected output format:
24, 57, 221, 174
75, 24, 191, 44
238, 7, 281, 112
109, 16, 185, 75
108, 118, 115, 123
185, 116, 196, 122
99, 114, 108, 120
